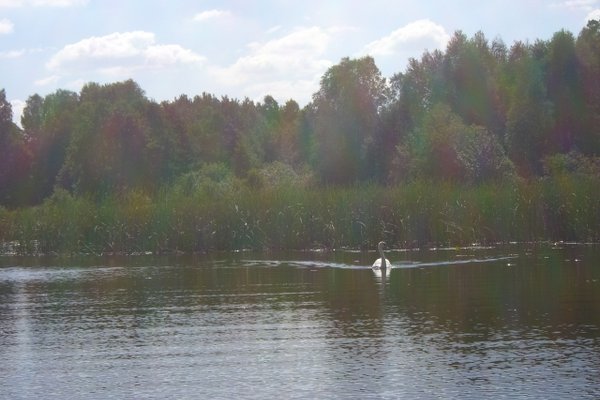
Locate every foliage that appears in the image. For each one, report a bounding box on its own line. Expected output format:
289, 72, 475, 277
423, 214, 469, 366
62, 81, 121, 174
576, 20, 600, 153
543, 151, 600, 176
246, 161, 315, 189
406, 104, 514, 183
1, 22, 600, 250
172, 162, 239, 197
2, 23, 600, 204
0, 89, 31, 206
311, 56, 388, 183
504, 49, 554, 176
2, 176, 599, 254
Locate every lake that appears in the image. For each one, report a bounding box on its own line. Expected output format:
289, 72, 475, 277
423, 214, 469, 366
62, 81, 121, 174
1, 244, 599, 399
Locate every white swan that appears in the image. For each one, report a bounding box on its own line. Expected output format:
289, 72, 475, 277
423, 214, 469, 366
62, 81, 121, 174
372, 241, 391, 269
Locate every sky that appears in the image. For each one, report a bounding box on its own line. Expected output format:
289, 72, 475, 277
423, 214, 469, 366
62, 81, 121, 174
1, 0, 600, 125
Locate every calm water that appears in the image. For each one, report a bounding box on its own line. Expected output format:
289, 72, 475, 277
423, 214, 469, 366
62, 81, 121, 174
1, 244, 599, 399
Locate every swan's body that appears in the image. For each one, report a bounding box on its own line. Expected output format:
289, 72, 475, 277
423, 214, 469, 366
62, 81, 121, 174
372, 241, 391, 269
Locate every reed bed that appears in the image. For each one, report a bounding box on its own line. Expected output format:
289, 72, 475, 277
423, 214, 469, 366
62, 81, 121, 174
1, 175, 599, 255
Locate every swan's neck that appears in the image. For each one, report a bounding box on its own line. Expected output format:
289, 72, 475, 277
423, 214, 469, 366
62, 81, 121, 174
379, 248, 386, 269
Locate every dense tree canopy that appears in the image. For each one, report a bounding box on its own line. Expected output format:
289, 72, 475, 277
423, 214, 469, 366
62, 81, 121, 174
1, 21, 600, 207
311, 56, 388, 183
0, 89, 30, 206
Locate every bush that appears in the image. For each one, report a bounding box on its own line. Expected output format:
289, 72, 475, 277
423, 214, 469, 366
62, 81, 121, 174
543, 151, 600, 176
246, 161, 315, 189
407, 104, 515, 184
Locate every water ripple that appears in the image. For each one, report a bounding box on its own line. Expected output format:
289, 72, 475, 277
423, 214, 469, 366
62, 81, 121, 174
1, 249, 599, 399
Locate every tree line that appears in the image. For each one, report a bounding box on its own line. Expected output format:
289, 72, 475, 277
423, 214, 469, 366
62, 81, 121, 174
1, 21, 599, 207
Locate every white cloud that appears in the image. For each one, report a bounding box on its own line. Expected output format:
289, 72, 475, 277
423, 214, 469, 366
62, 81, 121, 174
0, 47, 45, 58
64, 78, 86, 92
0, 49, 24, 58
265, 25, 282, 35
551, 0, 598, 11
0, 0, 87, 6
586, 8, 600, 20
215, 27, 332, 84
145, 44, 204, 66
0, 18, 14, 34
34, 75, 60, 86
31, 0, 87, 5
361, 19, 450, 57
211, 26, 335, 103
193, 9, 231, 22
47, 31, 153, 68
0, 0, 24, 6
46, 31, 205, 76
10, 99, 25, 127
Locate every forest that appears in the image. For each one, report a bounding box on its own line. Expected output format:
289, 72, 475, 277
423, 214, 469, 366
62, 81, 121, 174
1, 21, 599, 253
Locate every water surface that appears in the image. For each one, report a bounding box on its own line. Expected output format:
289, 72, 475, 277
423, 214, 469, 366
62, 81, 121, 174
1, 244, 599, 399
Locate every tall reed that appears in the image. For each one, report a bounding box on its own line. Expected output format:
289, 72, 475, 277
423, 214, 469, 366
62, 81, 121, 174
2, 175, 599, 254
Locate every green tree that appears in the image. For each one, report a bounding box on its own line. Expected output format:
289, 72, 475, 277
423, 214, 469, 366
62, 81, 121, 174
407, 103, 513, 183
0, 89, 31, 206
383, 50, 446, 181
505, 47, 554, 175
263, 98, 303, 166
160, 93, 225, 173
389, 54, 439, 127
21, 94, 43, 136
21, 90, 79, 202
456, 125, 515, 183
407, 103, 465, 181
311, 56, 388, 184
545, 30, 584, 153
0, 89, 12, 133
280, 100, 302, 164
576, 19, 600, 154
260, 95, 281, 162
443, 31, 505, 137
58, 80, 150, 196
